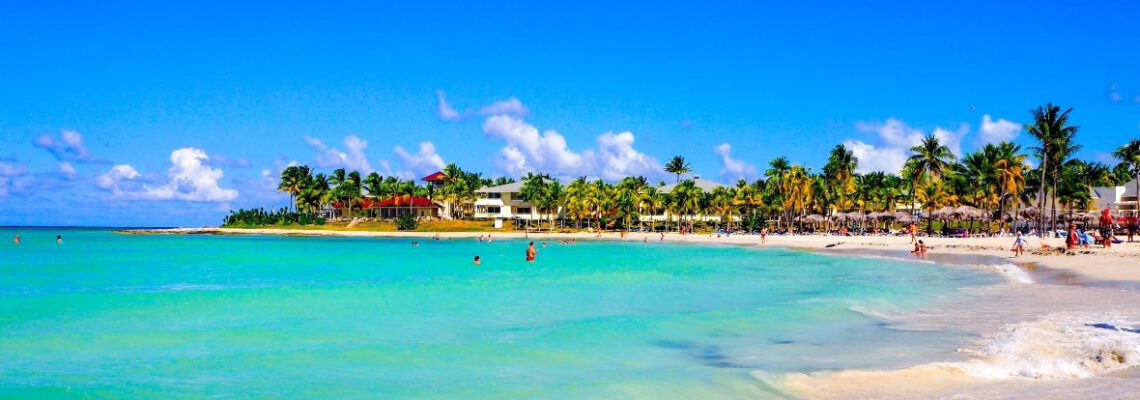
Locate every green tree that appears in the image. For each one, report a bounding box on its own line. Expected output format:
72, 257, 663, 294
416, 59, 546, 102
1026, 103, 1079, 232
664, 156, 692, 183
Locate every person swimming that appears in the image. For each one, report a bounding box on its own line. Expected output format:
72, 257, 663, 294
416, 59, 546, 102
56, 235, 62, 245
412, 241, 419, 247
526, 242, 537, 263
473, 256, 481, 265
13, 234, 19, 245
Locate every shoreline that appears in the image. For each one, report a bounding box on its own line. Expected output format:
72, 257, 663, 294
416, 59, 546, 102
123, 227, 1140, 285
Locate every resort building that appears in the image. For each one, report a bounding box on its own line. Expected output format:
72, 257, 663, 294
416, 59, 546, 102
474, 181, 542, 228
641, 177, 729, 224
1093, 179, 1140, 218
322, 196, 442, 220
421, 171, 453, 219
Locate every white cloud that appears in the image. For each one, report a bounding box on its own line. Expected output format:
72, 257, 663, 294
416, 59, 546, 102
394, 141, 446, 177
435, 91, 529, 121
98, 149, 237, 202
35, 130, 94, 162
977, 114, 1020, 145
141, 148, 237, 202
483, 115, 587, 177
95, 164, 141, 191
595, 131, 661, 180
210, 154, 251, 167
58, 162, 77, 180
435, 90, 462, 121
713, 142, 758, 180
843, 140, 910, 174
305, 135, 373, 173
0, 161, 27, 197
1108, 83, 1121, 103
481, 115, 661, 180
0, 161, 26, 177
847, 118, 965, 174
477, 97, 529, 117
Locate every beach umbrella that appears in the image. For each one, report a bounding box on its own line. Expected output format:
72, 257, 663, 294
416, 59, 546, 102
955, 206, 983, 219
897, 212, 914, 223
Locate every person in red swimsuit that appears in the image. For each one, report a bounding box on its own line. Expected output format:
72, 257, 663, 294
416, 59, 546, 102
526, 242, 537, 263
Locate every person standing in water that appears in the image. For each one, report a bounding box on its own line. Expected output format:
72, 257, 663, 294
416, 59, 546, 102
473, 256, 481, 265
526, 242, 537, 263
56, 235, 62, 245
13, 234, 20, 245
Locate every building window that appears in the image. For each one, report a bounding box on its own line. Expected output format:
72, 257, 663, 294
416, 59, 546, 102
516, 207, 531, 214
486, 206, 500, 214
484, 193, 502, 199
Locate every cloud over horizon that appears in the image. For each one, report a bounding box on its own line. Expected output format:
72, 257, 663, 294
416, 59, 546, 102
436, 91, 530, 122
35, 130, 103, 164
844, 118, 968, 174
305, 135, 374, 173
482, 115, 662, 181
394, 141, 446, 178
95, 148, 237, 202
714, 142, 758, 181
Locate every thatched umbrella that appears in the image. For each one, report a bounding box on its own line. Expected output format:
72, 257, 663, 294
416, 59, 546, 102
894, 212, 914, 223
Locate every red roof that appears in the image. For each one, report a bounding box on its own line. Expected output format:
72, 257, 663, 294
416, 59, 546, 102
421, 171, 448, 182
331, 197, 439, 209
372, 196, 439, 208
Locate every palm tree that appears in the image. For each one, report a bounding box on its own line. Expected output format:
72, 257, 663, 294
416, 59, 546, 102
519, 172, 550, 229
1115, 140, 1140, 232
906, 134, 955, 216
277, 165, 308, 212
1026, 103, 1079, 232
992, 142, 1027, 225
664, 156, 692, 183
780, 165, 813, 230
824, 144, 858, 221
669, 180, 701, 231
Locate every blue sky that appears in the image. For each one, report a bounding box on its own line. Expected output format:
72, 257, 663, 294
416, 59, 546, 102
1, 1, 1138, 226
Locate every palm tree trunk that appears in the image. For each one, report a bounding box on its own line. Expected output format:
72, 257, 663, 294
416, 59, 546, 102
1038, 154, 1048, 234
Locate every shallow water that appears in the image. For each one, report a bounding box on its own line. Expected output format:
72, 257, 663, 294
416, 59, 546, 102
1, 228, 1004, 399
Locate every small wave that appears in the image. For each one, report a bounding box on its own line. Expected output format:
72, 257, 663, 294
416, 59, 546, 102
758, 312, 1140, 399
976, 263, 1034, 284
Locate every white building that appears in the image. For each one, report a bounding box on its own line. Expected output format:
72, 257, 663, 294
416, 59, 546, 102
642, 178, 729, 224
474, 182, 542, 228
1093, 179, 1139, 218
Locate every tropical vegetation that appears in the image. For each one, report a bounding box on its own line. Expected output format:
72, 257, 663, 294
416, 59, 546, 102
225, 103, 1137, 234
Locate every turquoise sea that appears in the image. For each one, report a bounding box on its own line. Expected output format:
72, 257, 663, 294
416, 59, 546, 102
0, 228, 1000, 399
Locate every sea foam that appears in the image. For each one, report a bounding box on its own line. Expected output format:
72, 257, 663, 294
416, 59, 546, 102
975, 263, 1034, 284
758, 312, 1140, 399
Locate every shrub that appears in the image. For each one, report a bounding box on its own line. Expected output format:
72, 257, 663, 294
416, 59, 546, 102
222, 207, 325, 227
394, 212, 419, 230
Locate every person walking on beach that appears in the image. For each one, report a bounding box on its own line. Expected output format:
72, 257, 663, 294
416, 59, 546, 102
525, 242, 537, 263
760, 228, 768, 245
908, 223, 917, 244
1012, 232, 1026, 257
1066, 224, 1078, 252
